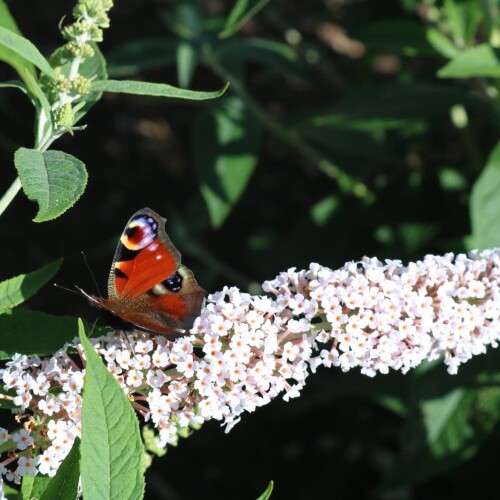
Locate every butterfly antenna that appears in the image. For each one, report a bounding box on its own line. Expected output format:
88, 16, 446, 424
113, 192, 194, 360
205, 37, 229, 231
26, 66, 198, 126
53, 283, 81, 295
121, 330, 137, 358
81, 251, 103, 296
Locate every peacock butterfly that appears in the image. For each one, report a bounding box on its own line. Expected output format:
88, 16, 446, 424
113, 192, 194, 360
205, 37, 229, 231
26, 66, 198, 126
79, 208, 205, 336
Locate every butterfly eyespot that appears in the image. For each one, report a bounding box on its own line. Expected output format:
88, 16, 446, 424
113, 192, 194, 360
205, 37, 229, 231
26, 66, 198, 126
164, 272, 182, 292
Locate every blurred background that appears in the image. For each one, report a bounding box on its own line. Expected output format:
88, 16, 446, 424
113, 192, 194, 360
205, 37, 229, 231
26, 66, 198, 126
1, 0, 500, 498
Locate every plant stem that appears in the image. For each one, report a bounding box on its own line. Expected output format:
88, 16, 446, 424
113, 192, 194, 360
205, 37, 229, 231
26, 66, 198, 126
203, 51, 372, 200
0, 177, 22, 218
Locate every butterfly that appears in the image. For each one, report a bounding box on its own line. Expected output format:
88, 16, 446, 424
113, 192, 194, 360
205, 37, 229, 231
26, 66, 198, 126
79, 208, 206, 336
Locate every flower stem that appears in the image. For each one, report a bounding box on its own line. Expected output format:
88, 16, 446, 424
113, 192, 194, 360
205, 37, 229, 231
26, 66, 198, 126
0, 177, 22, 218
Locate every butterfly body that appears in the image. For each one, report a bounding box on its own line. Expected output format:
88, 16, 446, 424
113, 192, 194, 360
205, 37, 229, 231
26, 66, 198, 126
80, 208, 205, 336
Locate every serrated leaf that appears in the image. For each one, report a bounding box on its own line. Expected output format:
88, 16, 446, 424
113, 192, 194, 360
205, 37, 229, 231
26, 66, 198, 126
79, 320, 145, 500
0, 1, 37, 89
0, 26, 55, 80
193, 96, 262, 228
40, 438, 80, 500
0, 309, 82, 359
90, 79, 229, 100
438, 44, 500, 78
0, 258, 62, 312
470, 141, 500, 248
220, 0, 270, 38
256, 481, 274, 500
14, 147, 88, 222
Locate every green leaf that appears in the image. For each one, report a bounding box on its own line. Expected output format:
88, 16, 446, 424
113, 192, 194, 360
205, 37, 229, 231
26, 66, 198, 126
90, 79, 229, 100
426, 27, 459, 58
40, 438, 80, 500
0, 258, 62, 313
14, 147, 88, 222
215, 38, 305, 78
0, 439, 16, 454
19, 475, 51, 500
0, 309, 83, 359
256, 481, 274, 500
438, 44, 500, 78
295, 83, 488, 127
382, 387, 479, 490
0, 80, 36, 107
0, 0, 37, 89
107, 39, 177, 77
193, 96, 262, 228
177, 40, 198, 89
422, 389, 472, 453
470, 141, 500, 248
444, 0, 483, 47
352, 20, 438, 56
3, 483, 18, 498
220, 0, 270, 39
0, 26, 55, 80
79, 320, 145, 500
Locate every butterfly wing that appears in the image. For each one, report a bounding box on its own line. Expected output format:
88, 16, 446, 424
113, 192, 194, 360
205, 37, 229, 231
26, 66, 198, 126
99, 208, 205, 334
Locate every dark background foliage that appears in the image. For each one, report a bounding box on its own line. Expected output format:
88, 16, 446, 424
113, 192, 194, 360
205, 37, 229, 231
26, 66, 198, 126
2, 0, 500, 498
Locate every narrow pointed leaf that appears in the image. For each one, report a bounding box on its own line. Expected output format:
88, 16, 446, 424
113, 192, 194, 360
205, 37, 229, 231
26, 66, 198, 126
193, 96, 262, 228
19, 475, 51, 500
0, 259, 62, 312
90, 79, 229, 100
220, 0, 270, 38
14, 147, 88, 222
0, 309, 84, 359
471, 141, 500, 248
79, 321, 145, 500
40, 438, 80, 500
0, 0, 37, 88
256, 481, 274, 500
0, 26, 55, 80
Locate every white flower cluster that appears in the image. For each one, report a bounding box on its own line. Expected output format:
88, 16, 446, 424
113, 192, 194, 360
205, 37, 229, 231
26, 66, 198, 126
0, 249, 498, 488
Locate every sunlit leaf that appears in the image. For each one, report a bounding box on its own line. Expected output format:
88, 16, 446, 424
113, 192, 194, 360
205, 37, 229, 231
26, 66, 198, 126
79, 321, 145, 500
0, 26, 55, 80
91, 79, 229, 100
438, 44, 500, 78
0, 258, 62, 312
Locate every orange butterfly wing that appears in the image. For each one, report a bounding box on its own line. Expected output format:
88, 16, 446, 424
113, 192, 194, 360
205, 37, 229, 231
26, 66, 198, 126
90, 208, 205, 335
